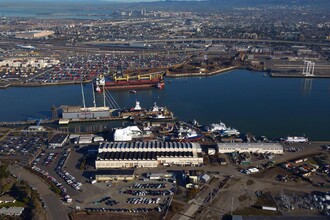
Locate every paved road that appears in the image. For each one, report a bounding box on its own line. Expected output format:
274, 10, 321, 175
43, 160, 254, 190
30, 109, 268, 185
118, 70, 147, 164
9, 165, 69, 220
88, 37, 330, 47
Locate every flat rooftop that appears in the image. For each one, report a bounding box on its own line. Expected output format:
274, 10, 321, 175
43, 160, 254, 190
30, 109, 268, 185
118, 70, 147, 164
97, 151, 193, 161
95, 169, 135, 176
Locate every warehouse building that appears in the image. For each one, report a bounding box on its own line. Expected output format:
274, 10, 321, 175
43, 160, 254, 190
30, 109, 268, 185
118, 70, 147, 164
217, 143, 283, 154
15, 30, 54, 39
48, 134, 69, 148
95, 142, 203, 168
95, 169, 135, 181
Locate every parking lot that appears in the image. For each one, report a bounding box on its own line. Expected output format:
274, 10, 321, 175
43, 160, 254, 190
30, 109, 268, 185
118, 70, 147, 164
30, 146, 174, 217
32, 148, 84, 198
0, 131, 48, 164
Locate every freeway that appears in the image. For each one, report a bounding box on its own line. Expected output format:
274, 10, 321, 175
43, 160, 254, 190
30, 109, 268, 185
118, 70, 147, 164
9, 165, 69, 220
88, 37, 330, 47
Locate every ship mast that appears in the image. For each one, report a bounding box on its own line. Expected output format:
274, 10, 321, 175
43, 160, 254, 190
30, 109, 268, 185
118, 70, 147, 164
103, 85, 106, 107
81, 83, 86, 108
92, 83, 96, 107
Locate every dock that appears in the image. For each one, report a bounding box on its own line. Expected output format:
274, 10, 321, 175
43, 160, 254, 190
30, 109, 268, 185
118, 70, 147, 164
0, 119, 55, 126
270, 73, 330, 78
166, 66, 237, 78
59, 116, 125, 125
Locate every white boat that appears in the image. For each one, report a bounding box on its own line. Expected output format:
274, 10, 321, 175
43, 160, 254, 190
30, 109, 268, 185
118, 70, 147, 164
286, 136, 308, 143
179, 129, 202, 141
210, 121, 227, 132
151, 102, 164, 112
220, 127, 240, 137
192, 119, 202, 128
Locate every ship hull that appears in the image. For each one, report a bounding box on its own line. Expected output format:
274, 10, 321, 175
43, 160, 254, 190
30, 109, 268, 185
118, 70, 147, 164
96, 79, 164, 91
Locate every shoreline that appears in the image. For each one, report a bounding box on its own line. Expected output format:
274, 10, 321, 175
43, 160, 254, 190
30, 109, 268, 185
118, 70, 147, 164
0, 80, 93, 89
2, 67, 330, 89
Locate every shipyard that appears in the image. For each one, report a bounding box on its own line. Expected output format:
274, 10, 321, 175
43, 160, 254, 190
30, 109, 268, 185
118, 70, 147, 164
0, 0, 330, 220
1, 113, 330, 220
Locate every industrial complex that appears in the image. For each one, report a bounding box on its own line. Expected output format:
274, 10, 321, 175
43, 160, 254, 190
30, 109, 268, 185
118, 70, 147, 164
95, 141, 203, 168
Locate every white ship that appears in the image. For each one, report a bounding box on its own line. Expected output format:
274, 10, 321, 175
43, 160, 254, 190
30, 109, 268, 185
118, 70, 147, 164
178, 129, 202, 141
285, 136, 308, 143
210, 121, 227, 132
220, 127, 240, 137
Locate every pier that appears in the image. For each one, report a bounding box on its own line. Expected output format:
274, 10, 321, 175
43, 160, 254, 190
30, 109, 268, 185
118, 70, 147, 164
270, 73, 330, 78
166, 66, 237, 78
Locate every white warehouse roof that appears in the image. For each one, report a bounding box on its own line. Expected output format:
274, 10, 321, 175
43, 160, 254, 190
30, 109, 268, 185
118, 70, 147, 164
217, 143, 283, 154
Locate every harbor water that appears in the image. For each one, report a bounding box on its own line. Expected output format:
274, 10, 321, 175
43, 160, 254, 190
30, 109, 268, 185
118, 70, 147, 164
0, 70, 329, 140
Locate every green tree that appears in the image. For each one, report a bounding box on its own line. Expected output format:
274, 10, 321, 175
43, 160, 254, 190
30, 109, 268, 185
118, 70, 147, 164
0, 164, 9, 179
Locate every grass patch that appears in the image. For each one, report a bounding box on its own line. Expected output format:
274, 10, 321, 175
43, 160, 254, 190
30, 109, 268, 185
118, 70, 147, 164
0, 201, 26, 208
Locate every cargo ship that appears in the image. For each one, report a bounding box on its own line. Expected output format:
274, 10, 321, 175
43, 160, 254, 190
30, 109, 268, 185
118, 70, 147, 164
95, 74, 165, 92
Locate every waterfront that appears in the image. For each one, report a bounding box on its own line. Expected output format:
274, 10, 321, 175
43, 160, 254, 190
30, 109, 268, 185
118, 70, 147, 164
1, 69, 330, 140
0, 5, 112, 19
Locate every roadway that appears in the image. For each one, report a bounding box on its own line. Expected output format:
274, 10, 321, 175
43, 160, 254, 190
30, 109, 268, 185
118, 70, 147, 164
9, 165, 69, 220
87, 37, 330, 47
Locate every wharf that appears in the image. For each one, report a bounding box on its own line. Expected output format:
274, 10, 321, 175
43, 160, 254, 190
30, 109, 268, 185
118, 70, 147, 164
270, 73, 330, 78
166, 66, 237, 78
10, 80, 93, 87
60, 116, 125, 124
0, 119, 55, 126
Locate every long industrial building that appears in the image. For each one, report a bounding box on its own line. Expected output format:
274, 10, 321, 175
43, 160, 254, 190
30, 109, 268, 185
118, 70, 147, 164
217, 143, 284, 154
95, 142, 203, 168
15, 30, 54, 39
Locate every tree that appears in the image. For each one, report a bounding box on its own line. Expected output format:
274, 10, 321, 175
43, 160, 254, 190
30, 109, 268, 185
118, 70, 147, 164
0, 164, 9, 179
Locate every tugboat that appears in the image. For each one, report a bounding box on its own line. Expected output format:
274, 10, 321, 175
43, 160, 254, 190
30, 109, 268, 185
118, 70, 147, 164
148, 102, 173, 120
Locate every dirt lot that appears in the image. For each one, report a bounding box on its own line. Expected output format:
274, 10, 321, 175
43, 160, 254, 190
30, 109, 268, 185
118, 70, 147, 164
192, 142, 330, 220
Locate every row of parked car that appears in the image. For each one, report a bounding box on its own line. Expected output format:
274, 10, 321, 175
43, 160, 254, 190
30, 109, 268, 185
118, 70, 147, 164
127, 197, 161, 205
43, 152, 58, 167
130, 183, 166, 189
85, 207, 160, 213
31, 166, 72, 202
56, 152, 82, 191
121, 189, 173, 196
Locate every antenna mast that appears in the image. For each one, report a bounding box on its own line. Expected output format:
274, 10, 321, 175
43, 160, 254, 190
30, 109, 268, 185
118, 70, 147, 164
81, 83, 86, 108
103, 85, 106, 107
